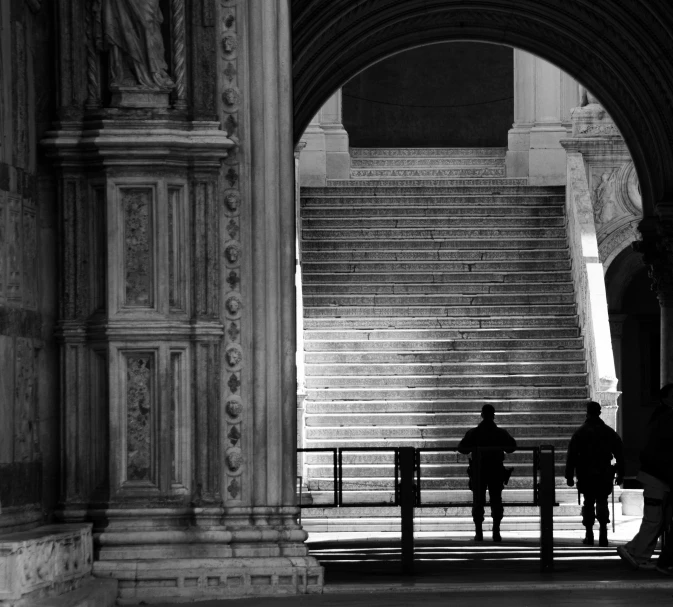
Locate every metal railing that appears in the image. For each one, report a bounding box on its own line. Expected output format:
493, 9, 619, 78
298, 444, 557, 573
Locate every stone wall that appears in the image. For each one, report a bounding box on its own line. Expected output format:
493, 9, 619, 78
343, 42, 513, 148
0, 0, 58, 533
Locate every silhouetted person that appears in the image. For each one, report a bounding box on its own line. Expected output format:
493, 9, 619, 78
458, 404, 517, 542
564, 401, 624, 547
618, 383, 673, 572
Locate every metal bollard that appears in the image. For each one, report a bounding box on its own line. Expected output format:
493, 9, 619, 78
399, 447, 416, 575
539, 445, 555, 572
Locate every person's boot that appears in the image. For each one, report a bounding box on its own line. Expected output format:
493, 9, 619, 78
598, 525, 608, 547
492, 521, 502, 543
583, 527, 594, 546
474, 522, 483, 542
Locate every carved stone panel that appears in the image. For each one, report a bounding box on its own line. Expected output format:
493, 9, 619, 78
13, 338, 37, 463
125, 352, 155, 484
7, 195, 21, 303
0, 191, 5, 302
168, 184, 187, 312
21, 205, 36, 309
121, 187, 154, 308
169, 348, 190, 491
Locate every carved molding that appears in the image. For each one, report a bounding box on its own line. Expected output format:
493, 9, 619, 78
220, 0, 244, 505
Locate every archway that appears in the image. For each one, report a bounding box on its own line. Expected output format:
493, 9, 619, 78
292, 0, 673, 217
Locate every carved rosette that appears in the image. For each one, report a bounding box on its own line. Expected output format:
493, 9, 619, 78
220, 0, 243, 505
634, 218, 673, 305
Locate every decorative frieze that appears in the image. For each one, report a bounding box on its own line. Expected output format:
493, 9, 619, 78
220, 0, 244, 506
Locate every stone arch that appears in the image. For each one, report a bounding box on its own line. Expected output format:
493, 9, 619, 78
293, 1, 673, 216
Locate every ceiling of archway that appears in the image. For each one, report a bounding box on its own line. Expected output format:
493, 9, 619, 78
292, 0, 673, 214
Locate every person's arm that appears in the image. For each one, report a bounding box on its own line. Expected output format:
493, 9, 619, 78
565, 433, 578, 486
457, 429, 474, 455
502, 429, 517, 454
612, 432, 625, 484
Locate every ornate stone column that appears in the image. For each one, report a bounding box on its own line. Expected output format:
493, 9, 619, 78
609, 314, 627, 433
506, 50, 579, 184
44, 0, 322, 602
298, 89, 350, 185
635, 214, 673, 385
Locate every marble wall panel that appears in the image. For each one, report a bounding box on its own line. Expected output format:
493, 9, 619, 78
168, 184, 187, 313
0, 335, 13, 464
0, 191, 5, 302
124, 352, 156, 485
7, 194, 21, 303
121, 187, 155, 308
13, 337, 37, 463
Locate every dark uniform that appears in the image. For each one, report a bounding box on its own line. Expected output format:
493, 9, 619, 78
458, 404, 517, 541
565, 401, 624, 546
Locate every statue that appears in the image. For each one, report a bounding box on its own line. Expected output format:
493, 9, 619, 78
594, 171, 616, 225
579, 84, 600, 107
97, 0, 174, 95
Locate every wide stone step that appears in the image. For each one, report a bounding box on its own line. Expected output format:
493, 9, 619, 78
303, 207, 564, 219
301, 195, 565, 207
302, 238, 568, 251
305, 182, 552, 193
303, 260, 571, 273
305, 361, 587, 376
306, 477, 566, 491
304, 294, 574, 308
350, 147, 507, 158
305, 327, 580, 341
303, 283, 574, 296
303, 316, 580, 330
302, 228, 567, 240
351, 157, 506, 168
304, 271, 572, 284
304, 338, 583, 351
302, 250, 569, 263
304, 435, 575, 449
303, 217, 564, 229
305, 305, 576, 318
302, 448, 575, 464
305, 412, 584, 428
305, 350, 584, 364
306, 373, 587, 388
306, 387, 589, 401
304, 395, 587, 418
350, 168, 507, 178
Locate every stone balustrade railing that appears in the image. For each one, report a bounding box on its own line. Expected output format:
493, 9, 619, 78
563, 151, 620, 428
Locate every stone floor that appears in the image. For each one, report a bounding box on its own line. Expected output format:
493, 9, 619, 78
151, 516, 673, 606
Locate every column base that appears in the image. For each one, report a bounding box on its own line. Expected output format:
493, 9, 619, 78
95, 556, 323, 604
529, 124, 569, 186
60, 506, 324, 604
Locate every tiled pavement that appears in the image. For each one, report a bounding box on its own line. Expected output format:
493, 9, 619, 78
153, 517, 673, 606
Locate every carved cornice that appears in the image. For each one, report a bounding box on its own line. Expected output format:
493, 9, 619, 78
42, 121, 233, 169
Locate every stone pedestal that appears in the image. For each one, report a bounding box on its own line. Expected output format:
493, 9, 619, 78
299, 90, 350, 185
0, 524, 94, 605
507, 51, 578, 185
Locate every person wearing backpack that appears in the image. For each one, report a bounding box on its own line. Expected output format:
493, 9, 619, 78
458, 404, 517, 542
565, 401, 625, 547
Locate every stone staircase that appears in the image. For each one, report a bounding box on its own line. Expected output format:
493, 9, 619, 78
298, 147, 596, 532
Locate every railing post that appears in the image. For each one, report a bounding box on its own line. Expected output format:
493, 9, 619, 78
399, 447, 415, 575
539, 445, 555, 572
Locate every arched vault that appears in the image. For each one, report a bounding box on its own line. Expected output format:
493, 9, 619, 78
293, 0, 673, 218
